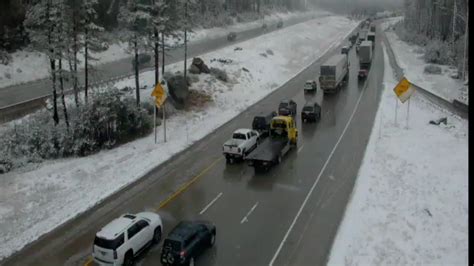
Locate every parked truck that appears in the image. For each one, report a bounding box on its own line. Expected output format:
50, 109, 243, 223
319, 54, 349, 94
246, 116, 298, 171
358, 40, 373, 79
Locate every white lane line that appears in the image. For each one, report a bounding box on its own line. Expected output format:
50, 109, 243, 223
240, 202, 259, 224
199, 192, 223, 215
269, 81, 367, 266
297, 145, 304, 153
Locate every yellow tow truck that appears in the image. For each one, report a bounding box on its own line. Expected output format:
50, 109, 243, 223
245, 115, 298, 171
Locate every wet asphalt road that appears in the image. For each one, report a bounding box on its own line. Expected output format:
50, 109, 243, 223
0, 13, 325, 108
1, 23, 385, 266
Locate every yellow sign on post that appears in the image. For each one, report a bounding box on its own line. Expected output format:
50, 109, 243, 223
151, 83, 167, 108
393, 77, 415, 103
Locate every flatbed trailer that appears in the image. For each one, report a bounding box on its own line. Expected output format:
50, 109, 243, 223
246, 137, 290, 171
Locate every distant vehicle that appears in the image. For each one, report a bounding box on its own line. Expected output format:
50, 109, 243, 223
359, 30, 368, 43
301, 102, 321, 123
304, 80, 318, 93
319, 54, 349, 94
223, 129, 260, 163
161, 221, 216, 266
358, 68, 369, 80
349, 34, 358, 45
370, 25, 376, 32
278, 99, 297, 117
359, 40, 373, 68
252, 111, 277, 138
246, 116, 298, 171
227, 32, 237, 41
132, 54, 151, 69
93, 212, 163, 266
367, 32, 375, 46
277, 20, 284, 28
358, 40, 373, 80
341, 45, 350, 54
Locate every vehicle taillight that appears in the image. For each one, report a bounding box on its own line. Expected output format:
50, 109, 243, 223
113, 250, 117, 259
180, 250, 186, 257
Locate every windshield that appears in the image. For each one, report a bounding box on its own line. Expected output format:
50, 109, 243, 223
272, 120, 288, 129
303, 106, 314, 112
94, 234, 124, 250
232, 133, 246, 140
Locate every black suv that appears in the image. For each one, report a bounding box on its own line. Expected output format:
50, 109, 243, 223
301, 102, 321, 123
278, 100, 297, 117
252, 111, 277, 138
161, 221, 216, 266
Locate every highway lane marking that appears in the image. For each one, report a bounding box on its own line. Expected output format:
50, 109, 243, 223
199, 192, 223, 215
240, 202, 259, 224
157, 157, 223, 211
297, 145, 304, 153
269, 78, 367, 266
83, 257, 93, 266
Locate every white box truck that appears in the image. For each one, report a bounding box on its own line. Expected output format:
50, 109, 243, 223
358, 41, 373, 79
319, 54, 348, 94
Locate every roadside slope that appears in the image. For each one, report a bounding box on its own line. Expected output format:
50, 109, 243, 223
327, 43, 468, 265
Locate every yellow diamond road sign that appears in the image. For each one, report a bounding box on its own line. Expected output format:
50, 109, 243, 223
393, 77, 415, 103
151, 82, 167, 108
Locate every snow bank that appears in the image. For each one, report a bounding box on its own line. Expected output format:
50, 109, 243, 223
385, 29, 464, 103
0, 15, 359, 260
380, 16, 403, 31
327, 43, 468, 265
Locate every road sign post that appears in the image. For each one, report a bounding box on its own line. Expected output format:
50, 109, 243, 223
393, 76, 415, 128
151, 82, 168, 143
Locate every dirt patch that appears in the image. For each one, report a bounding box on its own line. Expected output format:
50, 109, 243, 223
185, 89, 213, 111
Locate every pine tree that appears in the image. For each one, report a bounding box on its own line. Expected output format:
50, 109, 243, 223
80, 0, 104, 103
118, 0, 152, 106
24, 0, 61, 125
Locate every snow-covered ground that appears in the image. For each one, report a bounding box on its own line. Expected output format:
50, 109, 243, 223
0, 15, 359, 260
380, 16, 403, 31
384, 28, 465, 103
327, 43, 468, 265
0, 9, 327, 89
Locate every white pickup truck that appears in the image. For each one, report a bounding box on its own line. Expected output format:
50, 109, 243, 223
223, 129, 260, 163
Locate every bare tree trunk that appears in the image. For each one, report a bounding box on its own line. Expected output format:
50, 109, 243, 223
50, 59, 59, 125
154, 29, 159, 84
84, 27, 89, 104
184, 0, 188, 83
161, 32, 165, 76
134, 35, 140, 106
59, 58, 70, 128
462, 0, 468, 80
72, 0, 79, 107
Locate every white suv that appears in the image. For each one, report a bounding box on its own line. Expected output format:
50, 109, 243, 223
92, 212, 163, 265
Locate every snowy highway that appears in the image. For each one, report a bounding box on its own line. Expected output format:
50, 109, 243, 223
1, 20, 386, 266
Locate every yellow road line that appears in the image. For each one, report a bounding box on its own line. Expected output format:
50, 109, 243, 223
157, 157, 223, 210
83, 256, 93, 266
